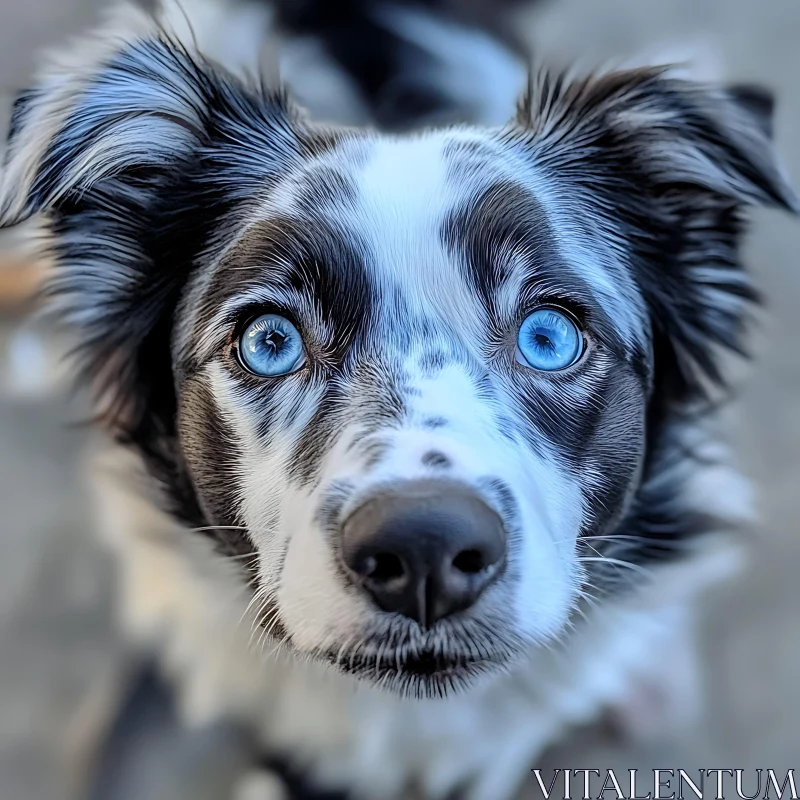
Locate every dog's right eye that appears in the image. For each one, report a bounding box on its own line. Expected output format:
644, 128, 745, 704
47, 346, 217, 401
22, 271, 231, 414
238, 314, 306, 376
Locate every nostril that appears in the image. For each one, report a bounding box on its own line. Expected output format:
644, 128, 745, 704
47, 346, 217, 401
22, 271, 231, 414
451, 548, 487, 575
364, 552, 406, 583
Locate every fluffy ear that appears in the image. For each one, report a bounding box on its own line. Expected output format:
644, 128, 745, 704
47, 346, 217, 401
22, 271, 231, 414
0, 4, 301, 438
1, 7, 199, 226
518, 67, 799, 401
520, 66, 799, 211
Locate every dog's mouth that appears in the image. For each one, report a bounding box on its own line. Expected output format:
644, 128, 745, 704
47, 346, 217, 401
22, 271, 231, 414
318, 644, 510, 696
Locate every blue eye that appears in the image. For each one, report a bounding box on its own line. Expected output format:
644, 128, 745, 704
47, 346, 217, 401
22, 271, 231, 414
239, 314, 305, 376
517, 307, 583, 371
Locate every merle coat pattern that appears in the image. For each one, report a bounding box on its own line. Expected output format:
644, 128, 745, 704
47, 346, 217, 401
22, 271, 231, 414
1, 2, 796, 798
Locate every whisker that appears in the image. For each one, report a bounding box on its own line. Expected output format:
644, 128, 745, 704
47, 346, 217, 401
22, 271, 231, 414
185, 525, 250, 533
577, 555, 652, 576
226, 551, 260, 562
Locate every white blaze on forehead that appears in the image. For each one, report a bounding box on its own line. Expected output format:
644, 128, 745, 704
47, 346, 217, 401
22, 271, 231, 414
341, 134, 487, 342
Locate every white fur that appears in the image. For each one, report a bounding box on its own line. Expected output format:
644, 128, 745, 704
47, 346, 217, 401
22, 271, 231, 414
188, 132, 600, 658
91, 444, 741, 800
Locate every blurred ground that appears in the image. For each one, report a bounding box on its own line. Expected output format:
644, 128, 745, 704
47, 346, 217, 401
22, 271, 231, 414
0, 1, 799, 799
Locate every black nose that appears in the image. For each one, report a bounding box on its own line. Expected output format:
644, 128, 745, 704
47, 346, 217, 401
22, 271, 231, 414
340, 482, 506, 627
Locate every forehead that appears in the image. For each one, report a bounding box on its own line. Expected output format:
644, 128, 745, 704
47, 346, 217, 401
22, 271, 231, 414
277, 130, 642, 328
183, 128, 648, 360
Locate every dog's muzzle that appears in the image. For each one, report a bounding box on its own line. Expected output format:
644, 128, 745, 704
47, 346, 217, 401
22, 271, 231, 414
340, 480, 507, 627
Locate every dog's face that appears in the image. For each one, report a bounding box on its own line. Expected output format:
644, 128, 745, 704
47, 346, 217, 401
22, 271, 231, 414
1, 11, 796, 695
176, 130, 649, 688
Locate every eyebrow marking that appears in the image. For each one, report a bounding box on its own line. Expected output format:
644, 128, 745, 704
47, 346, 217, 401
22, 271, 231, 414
186, 208, 374, 369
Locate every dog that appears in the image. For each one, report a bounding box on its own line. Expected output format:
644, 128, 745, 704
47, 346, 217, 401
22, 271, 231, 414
1, 1, 797, 798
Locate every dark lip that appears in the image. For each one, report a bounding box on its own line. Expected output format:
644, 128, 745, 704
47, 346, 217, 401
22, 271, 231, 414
319, 647, 509, 696
309, 612, 524, 696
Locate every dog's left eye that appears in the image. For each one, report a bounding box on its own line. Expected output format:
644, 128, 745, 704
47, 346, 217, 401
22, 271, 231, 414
238, 314, 306, 376
517, 307, 584, 371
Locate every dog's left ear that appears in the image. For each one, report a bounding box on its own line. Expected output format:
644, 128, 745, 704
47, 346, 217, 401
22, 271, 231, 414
520, 67, 799, 210
619, 74, 797, 211
520, 67, 798, 400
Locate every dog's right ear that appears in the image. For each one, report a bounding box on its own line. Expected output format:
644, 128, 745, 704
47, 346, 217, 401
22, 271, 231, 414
1, 8, 201, 226
1, 4, 303, 225
0, 4, 302, 438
